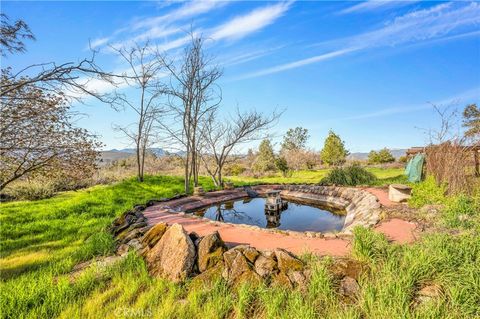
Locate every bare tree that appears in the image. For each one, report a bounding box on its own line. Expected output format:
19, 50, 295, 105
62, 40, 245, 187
0, 14, 114, 191
159, 33, 222, 193
200, 109, 281, 187
0, 76, 102, 191
109, 43, 167, 182
1, 14, 118, 104
0, 13, 35, 57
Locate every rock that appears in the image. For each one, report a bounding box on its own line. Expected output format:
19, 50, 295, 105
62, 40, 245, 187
242, 246, 260, 263
413, 284, 442, 307
254, 254, 278, 278
144, 223, 196, 282
229, 245, 259, 263
328, 257, 366, 280
193, 187, 205, 196
288, 270, 307, 289
275, 249, 304, 273
339, 276, 360, 298
116, 244, 129, 256
271, 271, 293, 289
222, 249, 261, 286
388, 184, 412, 203
126, 239, 142, 251
243, 186, 258, 198
190, 264, 224, 289
69, 255, 124, 282
141, 223, 167, 249
197, 231, 227, 272
119, 227, 145, 244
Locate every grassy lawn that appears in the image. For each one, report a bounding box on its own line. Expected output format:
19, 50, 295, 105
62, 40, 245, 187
226, 167, 406, 185
1, 174, 479, 318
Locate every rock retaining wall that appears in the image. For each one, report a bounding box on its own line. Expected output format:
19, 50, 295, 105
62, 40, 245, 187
108, 213, 365, 297
264, 185, 381, 234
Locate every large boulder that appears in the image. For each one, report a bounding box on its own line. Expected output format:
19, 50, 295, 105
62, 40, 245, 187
197, 231, 227, 272
222, 249, 261, 286
141, 222, 168, 249
144, 223, 196, 282
254, 253, 278, 278
275, 249, 304, 273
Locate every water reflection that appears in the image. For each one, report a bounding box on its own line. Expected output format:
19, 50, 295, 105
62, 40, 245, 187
191, 197, 346, 232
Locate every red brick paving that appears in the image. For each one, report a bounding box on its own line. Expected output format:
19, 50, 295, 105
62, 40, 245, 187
143, 187, 417, 256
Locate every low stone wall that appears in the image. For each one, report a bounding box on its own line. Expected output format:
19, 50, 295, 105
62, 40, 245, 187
254, 185, 381, 234
107, 212, 365, 297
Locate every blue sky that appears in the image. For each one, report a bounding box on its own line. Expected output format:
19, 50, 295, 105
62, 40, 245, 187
3, 1, 480, 152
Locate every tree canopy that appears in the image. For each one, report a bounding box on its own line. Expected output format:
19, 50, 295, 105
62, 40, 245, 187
281, 127, 309, 151
463, 103, 480, 140
254, 139, 276, 172
368, 148, 395, 164
320, 130, 349, 166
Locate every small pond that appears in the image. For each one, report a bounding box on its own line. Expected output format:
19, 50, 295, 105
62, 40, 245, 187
190, 197, 346, 233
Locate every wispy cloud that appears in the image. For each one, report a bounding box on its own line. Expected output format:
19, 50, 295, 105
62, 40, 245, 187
238, 2, 480, 79
211, 1, 292, 41
88, 0, 226, 51
133, 0, 226, 30
339, 0, 419, 15
235, 47, 359, 80
220, 45, 286, 67
87, 37, 111, 50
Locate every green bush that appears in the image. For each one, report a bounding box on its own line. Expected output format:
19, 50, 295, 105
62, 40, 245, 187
409, 176, 447, 208
442, 193, 480, 229
320, 164, 377, 186
3, 180, 56, 201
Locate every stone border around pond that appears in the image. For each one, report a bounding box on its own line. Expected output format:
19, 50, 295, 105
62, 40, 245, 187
264, 185, 382, 234
143, 185, 381, 237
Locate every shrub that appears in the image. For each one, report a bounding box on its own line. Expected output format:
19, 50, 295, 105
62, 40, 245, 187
442, 193, 480, 229
224, 163, 246, 176
275, 156, 290, 177
409, 176, 447, 208
3, 180, 56, 201
320, 164, 377, 186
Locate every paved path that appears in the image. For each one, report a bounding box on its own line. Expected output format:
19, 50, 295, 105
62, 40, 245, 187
143, 187, 417, 256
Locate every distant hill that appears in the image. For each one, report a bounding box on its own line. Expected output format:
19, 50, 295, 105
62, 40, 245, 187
100, 148, 183, 165
347, 149, 407, 161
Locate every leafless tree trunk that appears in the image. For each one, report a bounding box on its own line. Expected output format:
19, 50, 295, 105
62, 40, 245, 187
158, 33, 222, 193
109, 42, 167, 182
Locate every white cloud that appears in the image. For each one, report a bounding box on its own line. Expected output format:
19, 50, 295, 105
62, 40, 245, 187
132, 0, 227, 30
87, 1, 226, 50
339, 0, 419, 15
88, 37, 111, 50
211, 1, 292, 41
238, 2, 480, 79
236, 47, 359, 80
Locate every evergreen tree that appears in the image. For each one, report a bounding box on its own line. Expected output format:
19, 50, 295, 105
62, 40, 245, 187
368, 148, 395, 164
253, 139, 276, 172
463, 103, 480, 139
281, 127, 309, 151
275, 156, 289, 177
320, 130, 349, 166
377, 148, 395, 163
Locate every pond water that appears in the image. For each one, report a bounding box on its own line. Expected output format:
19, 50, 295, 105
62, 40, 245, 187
190, 197, 346, 232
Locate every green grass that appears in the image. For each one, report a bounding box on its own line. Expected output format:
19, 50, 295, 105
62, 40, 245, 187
1, 173, 479, 318
227, 167, 405, 186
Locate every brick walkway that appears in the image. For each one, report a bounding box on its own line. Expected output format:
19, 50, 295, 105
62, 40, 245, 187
143, 187, 417, 256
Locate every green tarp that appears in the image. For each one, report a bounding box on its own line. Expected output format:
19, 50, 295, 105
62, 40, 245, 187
405, 153, 425, 183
